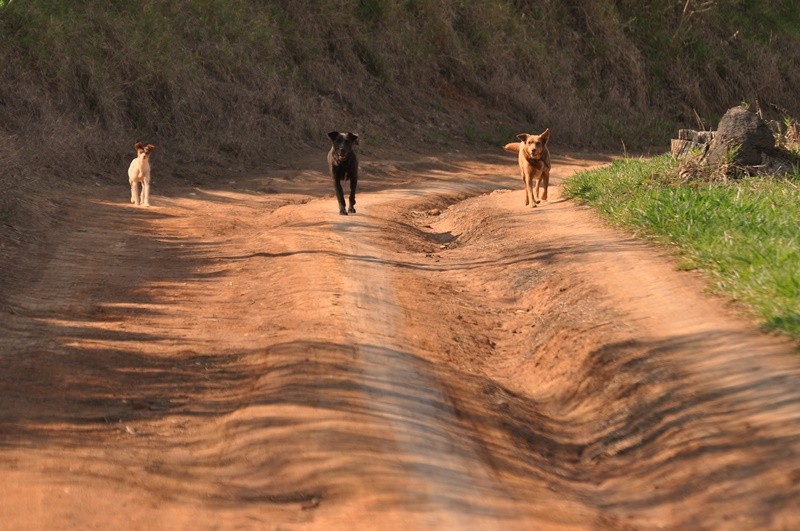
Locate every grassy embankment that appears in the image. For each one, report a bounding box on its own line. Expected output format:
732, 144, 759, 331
565, 156, 800, 341
2, 0, 800, 187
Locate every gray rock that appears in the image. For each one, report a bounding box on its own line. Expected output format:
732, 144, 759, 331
702, 106, 775, 167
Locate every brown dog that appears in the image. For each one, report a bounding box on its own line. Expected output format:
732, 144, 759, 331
503, 129, 551, 207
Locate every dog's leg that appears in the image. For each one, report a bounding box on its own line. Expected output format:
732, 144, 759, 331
540, 170, 550, 201
142, 179, 151, 207
533, 163, 545, 204
525, 174, 536, 208
131, 181, 140, 206
521, 170, 529, 206
333, 177, 347, 215
529, 178, 538, 207
347, 171, 357, 214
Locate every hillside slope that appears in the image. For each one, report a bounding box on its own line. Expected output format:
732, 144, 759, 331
1, 0, 799, 195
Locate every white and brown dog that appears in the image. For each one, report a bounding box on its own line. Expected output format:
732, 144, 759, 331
128, 142, 155, 206
503, 129, 551, 207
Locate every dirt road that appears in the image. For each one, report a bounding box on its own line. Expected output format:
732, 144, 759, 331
1, 150, 799, 529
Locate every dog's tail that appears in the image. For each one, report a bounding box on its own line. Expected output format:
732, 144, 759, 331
503, 142, 521, 153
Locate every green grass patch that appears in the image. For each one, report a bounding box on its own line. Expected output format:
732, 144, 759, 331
564, 155, 800, 341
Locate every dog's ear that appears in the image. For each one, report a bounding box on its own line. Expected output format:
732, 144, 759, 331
134, 142, 144, 152
347, 132, 359, 144
539, 129, 551, 143
327, 131, 340, 141
144, 144, 155, 153
516, 134, 528, 142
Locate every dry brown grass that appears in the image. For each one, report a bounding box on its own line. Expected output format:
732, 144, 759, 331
0, 0, 799, 215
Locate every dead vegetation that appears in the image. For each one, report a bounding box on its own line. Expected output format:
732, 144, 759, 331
676, 103, 800, 182
0, 1, 799, 214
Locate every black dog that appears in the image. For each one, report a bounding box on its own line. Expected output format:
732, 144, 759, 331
327, 131, 359, 215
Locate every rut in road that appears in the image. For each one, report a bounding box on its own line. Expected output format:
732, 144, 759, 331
1, 152, 799, 530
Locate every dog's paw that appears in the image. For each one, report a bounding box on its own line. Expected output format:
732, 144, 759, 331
339, 210, 348, 216
348, 206, 356, 214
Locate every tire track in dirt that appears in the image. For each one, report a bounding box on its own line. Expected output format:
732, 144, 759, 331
331, 195, 517, 530
209, 184, 592, 529
403, 168, 800, 529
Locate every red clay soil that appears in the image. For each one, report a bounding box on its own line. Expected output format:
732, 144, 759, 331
1, 148, 799, 530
